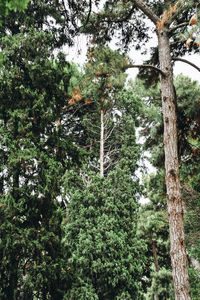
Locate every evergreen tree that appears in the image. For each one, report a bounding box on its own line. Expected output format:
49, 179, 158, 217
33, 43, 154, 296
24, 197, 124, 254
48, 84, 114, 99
68, 1, 200, 297
63, 170, 145, 300
62, 53, 145, 299
135, 74, 200, 299
0, 1, 81, 298
137, 201, 174, 300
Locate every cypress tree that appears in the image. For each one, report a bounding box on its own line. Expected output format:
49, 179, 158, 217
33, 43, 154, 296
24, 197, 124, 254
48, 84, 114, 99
0, 1, 80, 298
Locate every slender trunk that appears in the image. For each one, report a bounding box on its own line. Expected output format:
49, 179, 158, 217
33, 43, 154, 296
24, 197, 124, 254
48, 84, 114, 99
13, 118, 20, 201
154, 292, 159, 300
100, 109, 104, 177
152, 240, 159, 273
152, 241, 159, 300
149, 233, 159, 300
157, 29, 191, 300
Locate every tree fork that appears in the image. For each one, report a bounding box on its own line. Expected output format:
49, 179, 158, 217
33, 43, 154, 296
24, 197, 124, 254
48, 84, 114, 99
157, 29, 191, 300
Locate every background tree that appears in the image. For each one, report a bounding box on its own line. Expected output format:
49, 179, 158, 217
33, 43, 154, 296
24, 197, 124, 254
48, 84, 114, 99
62, 53, 146, 299
0, 1, 83, 298
80, 45, 129, 176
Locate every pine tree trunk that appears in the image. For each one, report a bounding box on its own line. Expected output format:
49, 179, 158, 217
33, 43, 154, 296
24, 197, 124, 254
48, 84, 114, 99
100, 109, 104, 177
157, 29, 191, 300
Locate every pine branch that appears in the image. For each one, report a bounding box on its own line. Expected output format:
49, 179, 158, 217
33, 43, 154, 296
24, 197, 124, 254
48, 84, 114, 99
104, 158, 119, 171
83, 0, 92, 27
124, 64, 166, 76
131, 0, 160, 25
172, 57, 200, 72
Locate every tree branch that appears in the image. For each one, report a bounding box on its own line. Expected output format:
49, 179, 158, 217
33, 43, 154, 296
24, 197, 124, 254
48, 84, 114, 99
132, 0, 160, 25
172, 57, 200, 72
124, 64, 166, 76
84, 0, 92, 27
170, 22, 188, 32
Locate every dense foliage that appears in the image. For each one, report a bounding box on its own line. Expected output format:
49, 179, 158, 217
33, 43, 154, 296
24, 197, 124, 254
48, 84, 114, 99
0, 1, 199, 299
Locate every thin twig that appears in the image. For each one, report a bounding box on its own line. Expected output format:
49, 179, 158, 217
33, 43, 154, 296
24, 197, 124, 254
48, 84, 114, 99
170, 22, 188, 31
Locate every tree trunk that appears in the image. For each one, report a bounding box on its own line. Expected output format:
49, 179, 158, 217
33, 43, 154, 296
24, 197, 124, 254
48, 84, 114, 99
149, 233, 159, 300
157, 29, 191, 300
100, 109, 104, 177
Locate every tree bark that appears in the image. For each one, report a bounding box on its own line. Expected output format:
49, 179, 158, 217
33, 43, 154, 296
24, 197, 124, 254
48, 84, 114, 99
100, 109, 104, 177
129, 1, 191, 297
157, 28, 191, 300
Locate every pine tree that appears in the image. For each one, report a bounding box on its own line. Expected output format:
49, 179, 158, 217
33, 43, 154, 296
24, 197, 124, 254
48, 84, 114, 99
68, 1, 200, 297
135, 74, 200, 299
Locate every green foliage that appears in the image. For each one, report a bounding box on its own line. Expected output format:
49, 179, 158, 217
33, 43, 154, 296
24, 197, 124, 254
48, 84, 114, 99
135, 74, 200, 299
82, 45, 129, 108
137, 201, 174, 299
0, 0, 199, 298
188, 267, 200, 300
0, 0, 30, 20
61, 49, 146, 299
63, 170, 145, 300
0, 3, 78, 296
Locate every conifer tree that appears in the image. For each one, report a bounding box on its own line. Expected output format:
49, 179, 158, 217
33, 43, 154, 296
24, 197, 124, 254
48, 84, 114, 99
135, 74, 200, 299
67, 1, 200, 298
62, 52, 145, 299
0, 1, 80, 298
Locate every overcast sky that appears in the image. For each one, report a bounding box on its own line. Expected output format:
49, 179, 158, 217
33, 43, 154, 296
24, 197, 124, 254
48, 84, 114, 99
65, 30, 199, 82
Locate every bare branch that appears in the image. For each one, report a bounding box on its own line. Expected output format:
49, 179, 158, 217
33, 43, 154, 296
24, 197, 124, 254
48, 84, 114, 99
104, 159, 119, 171
172, 57, 200, 72
124, 64, 166, 76
132, 0, 160, 25
105, 147, 119, 157
104, 125, 116, 141
84, 0, 92, 27
170, 22, 188, 32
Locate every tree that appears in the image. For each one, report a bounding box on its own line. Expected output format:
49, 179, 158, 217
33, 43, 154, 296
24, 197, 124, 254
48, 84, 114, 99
67, 1, 200, 298
63, 170, 145, 300
81, 46, 129, 176
134, 74, 200, 299
0, 28, 73, 299
137, 201, 174, 300
0, 1, 83, 298
62, 54, 145, 299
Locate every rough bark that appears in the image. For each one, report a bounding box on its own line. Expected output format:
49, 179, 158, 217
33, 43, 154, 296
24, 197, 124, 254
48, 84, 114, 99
130, 1, 191, 296
157, 29, 191, 300
100, 109, 104, 177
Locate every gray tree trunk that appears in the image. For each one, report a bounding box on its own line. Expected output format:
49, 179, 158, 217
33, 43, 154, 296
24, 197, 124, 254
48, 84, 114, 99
157, 29, 191, 300
132, 3, 191, 297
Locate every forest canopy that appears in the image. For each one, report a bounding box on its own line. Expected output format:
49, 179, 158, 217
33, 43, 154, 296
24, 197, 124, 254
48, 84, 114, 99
0, 1, 200, 299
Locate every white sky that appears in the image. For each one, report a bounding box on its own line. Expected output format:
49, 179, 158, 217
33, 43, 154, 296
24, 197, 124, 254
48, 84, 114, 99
65, 35, 199, 82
